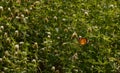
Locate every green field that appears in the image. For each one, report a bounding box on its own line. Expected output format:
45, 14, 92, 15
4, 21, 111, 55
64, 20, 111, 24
0, 0, 120, 73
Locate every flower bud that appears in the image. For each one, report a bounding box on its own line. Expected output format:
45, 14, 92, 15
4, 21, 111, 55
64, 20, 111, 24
84, 11, 89, 16
4, 32, 8, 38
14, 44, 19, 51
0, 58, 2, 62
8, 7, 11, 11
0, 6, 3, 11
71, 32, 78, 39
62, 18, 66, 21
33, 42, 38, 49
54, 16, 57, 20
21, 14, 24, 18
51, 66, 55, 71
55, 70, 60, 73
15, 30, 19, 37
24, 9, 29, 15
5, 50, 10, 56
6, 37, 11, 44
71, 53, 78, 62
19, 41, 24, 45
0, 26, 4, 30
32, 59, 36, 63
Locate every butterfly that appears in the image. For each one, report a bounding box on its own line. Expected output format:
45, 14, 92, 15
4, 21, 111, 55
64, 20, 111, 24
78, 37, 88, 45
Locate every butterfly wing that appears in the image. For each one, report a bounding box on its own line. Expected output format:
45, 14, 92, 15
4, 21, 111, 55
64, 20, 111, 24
78, 38, 87, 45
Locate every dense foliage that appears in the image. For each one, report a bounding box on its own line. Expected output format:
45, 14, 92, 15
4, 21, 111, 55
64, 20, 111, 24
0, 0, 120, 73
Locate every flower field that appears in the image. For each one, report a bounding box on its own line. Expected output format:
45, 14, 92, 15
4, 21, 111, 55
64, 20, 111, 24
0, 0, 120, 73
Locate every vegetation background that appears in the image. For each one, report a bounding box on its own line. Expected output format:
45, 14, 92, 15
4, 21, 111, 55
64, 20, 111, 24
0, 0, 120, 73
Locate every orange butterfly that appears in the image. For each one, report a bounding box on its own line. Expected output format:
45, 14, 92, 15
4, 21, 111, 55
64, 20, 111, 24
78, 37, 88, 45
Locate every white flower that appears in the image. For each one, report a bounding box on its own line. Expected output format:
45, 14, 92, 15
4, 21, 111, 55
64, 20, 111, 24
62, 18, 66, 21
71, 53, 78, 61
32, 59, 36, 63
19, 41, 24, 45
109, 4, 114, 8
84, 11, 88, 16
41, 48, 45, 51
15, 30, 18, 33
4, 32, 8, 38
0, 58, 2, 62
46, 32, 51, 35
14, 44, 19, 50
55, 28, 59, 32
6, 23, 10, 26
8, 7, 11, 11
71, 32, 77, 39
48, 35, 51, 38
25, 17, 28, 19
15, 30, 19, 37
6, 37, 11, 43
24, 9, 29, 13
51, 66, 55, 71
0, 26, 4, 30
54, 16, 57, 20
16, 16, 20, 19
33, 42, 38, 49
0, 6, 3, 11
5, 51, 10, 56
21, 14, 24, 18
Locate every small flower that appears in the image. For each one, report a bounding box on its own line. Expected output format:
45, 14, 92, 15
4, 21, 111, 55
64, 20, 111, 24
0, 58, 2, 62
46, 32, 51, 35
73, 69, 78, 72
48, 35, 51, 38
6, 23, 10, 26
45, 17, 49, 22
109, 4, 114, 8
24, 9, 29, 15
15, 51, 18, 55
57, 37, 60, 39
55, 28, 59, 32
41, 48, 45, 51
0, 26, 4, 30
21, 14, 24, 18
15, 30, 19, 37
62, 18, 66, 21
4, 67, 8, 71
0, 6, 3, 11
25, 17, 28, 19
33, 42, 38, 49
55, 70, 59, 73
34, 1, 40, 5
23, 18, 27, 23
71, 53, 78, 62
64, 28, 68, 32
19, 41, 24, 45
51, 66, 55, 71
14, 44, 19, 51
29, 6, 33, 10
71, 32, 78, 39
6, 37, 11, 43
32, 59, 36, 63
84, 11, 89, 16
16, 16, 20, 19
4, 32, 8, 38
54, 16, 57, 20
8, 7, 11, 11
5, 50, 10, 56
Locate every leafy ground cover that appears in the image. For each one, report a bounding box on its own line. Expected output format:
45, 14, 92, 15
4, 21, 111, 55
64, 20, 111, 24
0, 0, 120, 73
